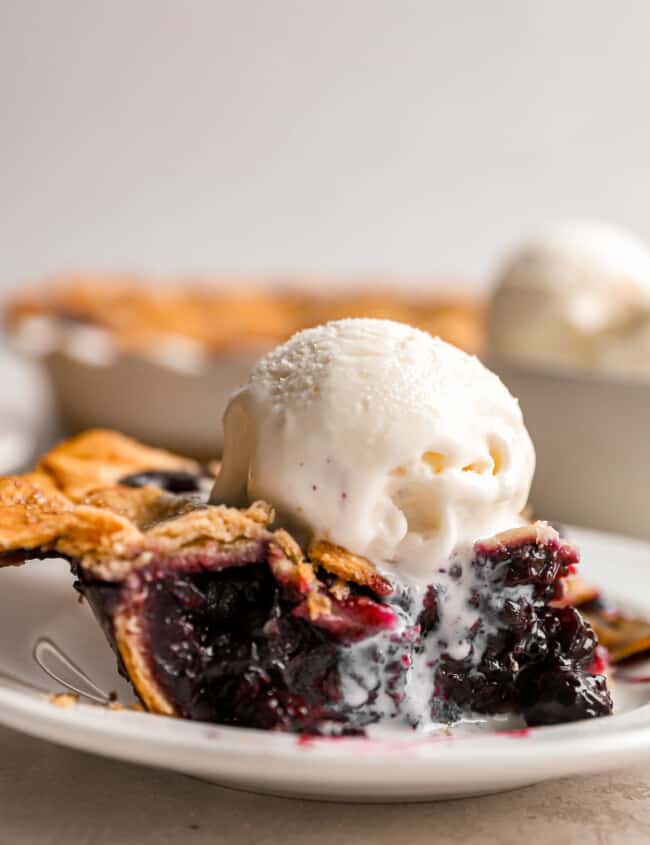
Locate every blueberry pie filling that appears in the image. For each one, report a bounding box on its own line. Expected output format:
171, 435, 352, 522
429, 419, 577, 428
0, 429, 612, 733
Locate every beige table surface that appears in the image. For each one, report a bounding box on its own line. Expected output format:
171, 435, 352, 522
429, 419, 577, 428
1, 724, 649, 845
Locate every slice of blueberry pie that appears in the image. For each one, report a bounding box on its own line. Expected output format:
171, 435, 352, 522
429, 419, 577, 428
0, 320, 613, 733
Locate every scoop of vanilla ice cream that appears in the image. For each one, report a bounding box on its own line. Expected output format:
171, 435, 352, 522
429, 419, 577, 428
488, 221, 650, 373
212, 319, 535, 582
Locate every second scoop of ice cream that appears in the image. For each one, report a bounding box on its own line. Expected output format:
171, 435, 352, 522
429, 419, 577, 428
488, 220, 650, 374
212, 318, 535, 583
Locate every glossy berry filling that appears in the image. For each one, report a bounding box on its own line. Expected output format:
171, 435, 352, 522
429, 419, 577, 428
431, 537, 612, 724
120, 469, 206, 494
75, 528, 612, 733
77, 551, 369, 732
145, 563, 342, 729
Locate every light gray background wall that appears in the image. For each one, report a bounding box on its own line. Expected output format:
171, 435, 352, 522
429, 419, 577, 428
2, 0, 650, 292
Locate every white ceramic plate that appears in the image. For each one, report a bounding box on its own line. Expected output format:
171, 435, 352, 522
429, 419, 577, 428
1, 526, 650, 803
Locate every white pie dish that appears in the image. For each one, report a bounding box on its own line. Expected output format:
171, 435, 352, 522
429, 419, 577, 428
491, 358, 650, 541
0, 525, 649, 803
5, 284, 484, 458
7, 317, 271, 456
43, 344, 264, 457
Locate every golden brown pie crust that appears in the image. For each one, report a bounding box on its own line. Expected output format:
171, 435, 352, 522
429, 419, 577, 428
308, 540, 393, 597
0, 429, 272, 579
6, 276, 485, 355
38, 428, 198, 501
